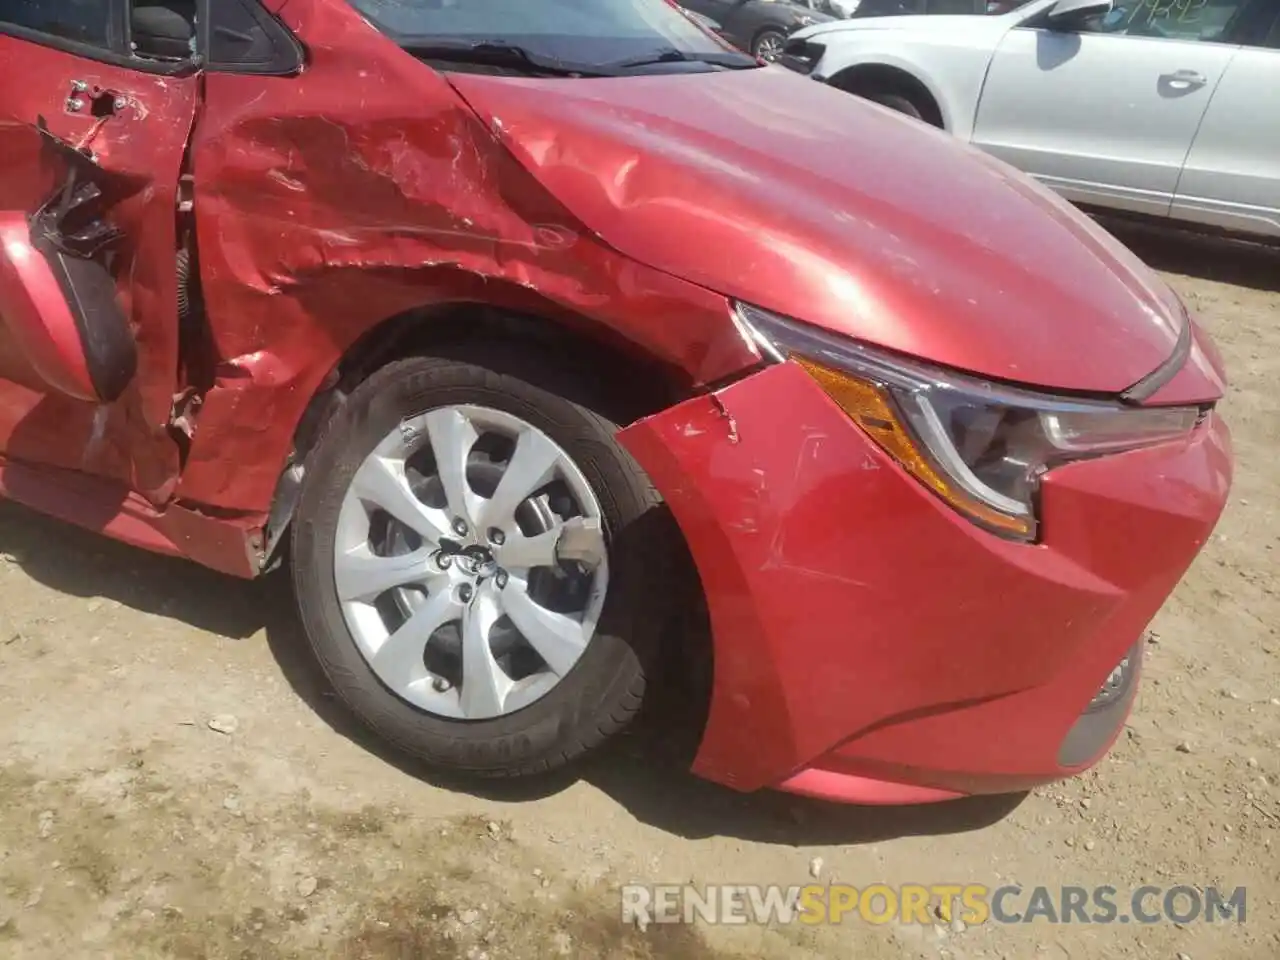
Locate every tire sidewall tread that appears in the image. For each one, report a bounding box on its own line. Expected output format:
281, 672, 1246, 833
291, 347, 678, 777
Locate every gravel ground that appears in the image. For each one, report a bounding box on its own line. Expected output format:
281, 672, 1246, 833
0, 224, 1275, 960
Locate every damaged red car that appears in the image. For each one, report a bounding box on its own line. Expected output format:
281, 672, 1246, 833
0, 0, 1231, 805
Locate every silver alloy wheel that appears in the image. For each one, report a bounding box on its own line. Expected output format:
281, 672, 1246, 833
755, 32, 784, 62
333, 404, 609, 721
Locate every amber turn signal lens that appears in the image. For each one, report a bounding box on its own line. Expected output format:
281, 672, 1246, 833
795, 357, 1033, 538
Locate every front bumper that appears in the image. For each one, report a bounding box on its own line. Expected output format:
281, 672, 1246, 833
617, 361, 1232, 804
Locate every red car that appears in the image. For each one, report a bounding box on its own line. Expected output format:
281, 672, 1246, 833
0, 0, 1230, 805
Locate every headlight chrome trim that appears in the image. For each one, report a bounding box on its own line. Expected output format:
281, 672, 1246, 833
734, 302, 1203, 542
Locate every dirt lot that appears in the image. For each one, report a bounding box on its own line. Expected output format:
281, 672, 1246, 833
0, 224, 1276, 960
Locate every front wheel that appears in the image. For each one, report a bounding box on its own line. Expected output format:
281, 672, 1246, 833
291, 348, 684, 777
752, 28, 787, 62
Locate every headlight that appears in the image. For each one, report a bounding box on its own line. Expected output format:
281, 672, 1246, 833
736, 304, 1204, 541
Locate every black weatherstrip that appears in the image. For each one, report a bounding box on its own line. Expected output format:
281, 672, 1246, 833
1118, 308, 1193, 405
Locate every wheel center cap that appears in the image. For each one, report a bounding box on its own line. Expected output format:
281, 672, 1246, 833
456, 544, 497, 579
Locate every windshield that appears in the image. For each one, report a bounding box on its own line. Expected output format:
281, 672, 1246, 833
349, 0, 737, 67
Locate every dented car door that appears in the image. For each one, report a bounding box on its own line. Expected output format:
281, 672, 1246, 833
0, 5, 197, 499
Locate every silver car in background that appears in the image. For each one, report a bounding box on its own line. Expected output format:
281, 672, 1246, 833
788, 0, 1280, 240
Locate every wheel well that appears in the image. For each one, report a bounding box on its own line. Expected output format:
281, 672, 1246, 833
828, 64, 945, 129
334, 302, 688, 423
261, 302, 694, 565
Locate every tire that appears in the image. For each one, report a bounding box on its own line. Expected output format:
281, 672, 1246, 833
862, 91, 928, 123
752, 28, 787, 62
291, 346, 684, 778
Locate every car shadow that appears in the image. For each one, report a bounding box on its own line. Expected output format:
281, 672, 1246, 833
1035, 31, 1081, 72
1093, 215, 1280, 293
0, 500, 270, 640
0, 499, 1025, 846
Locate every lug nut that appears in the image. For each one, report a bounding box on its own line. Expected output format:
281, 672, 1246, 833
432, 677, 451, 693
488, 528, 505, 546
458, 583, 474, 603
452, 518, 469, 536
436, 553, 453, 570
495, 570, 508, 590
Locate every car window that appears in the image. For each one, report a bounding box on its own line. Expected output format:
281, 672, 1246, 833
1077, 0, 1253, 42
207, 0, 302, 73
349, 0, 734, 64
800, 0, 855, 13
1259, 2, 1280, 44
928, 0, 987, 12
0, 0, 112, 46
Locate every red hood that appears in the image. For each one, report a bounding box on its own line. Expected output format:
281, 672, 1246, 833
448, 67, 1207, 396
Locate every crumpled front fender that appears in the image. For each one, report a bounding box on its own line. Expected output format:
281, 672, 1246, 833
173, 0, 762, 518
